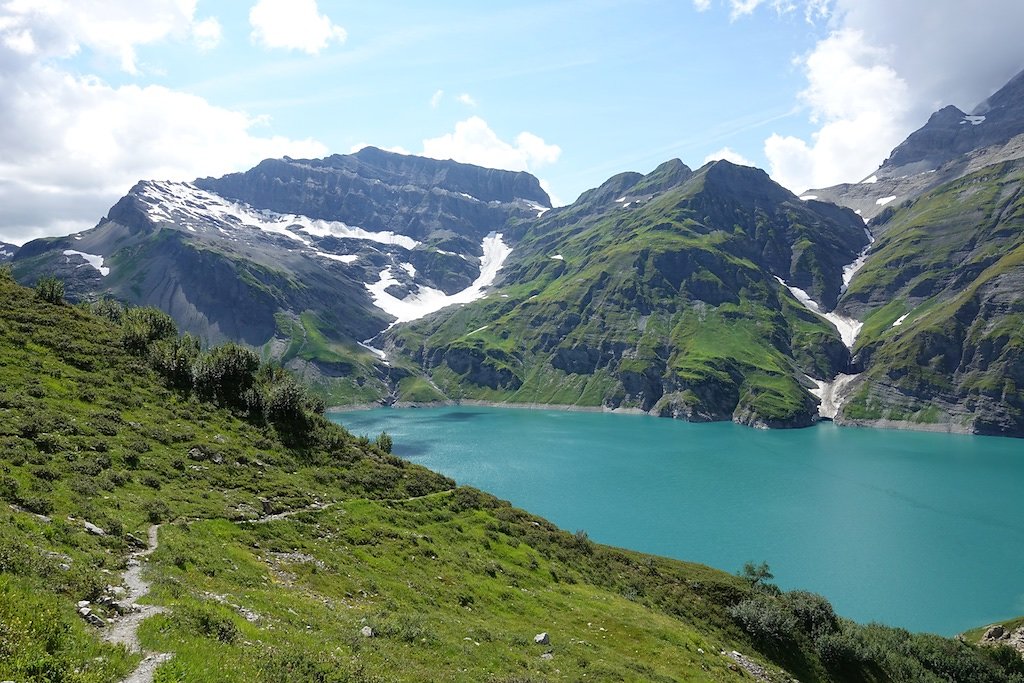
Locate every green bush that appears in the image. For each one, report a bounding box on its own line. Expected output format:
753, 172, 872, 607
193, 343, 260, 408
149, 333, 201, 389
784, 590, 839, 638
91, 297, 124, 324
34, 276, 64, 305
728, 594, 798, 643
121, 306, 178, 353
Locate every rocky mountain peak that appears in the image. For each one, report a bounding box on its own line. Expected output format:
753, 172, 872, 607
695, 159, 793, 204
882, 68, 1024, 175
576, 159, 693, 208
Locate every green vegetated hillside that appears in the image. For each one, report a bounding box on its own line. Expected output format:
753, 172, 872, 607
383, 160, 868, 428
3, 272, 1023, 681
837, 159, 1024, 435
11, 198, 395, 408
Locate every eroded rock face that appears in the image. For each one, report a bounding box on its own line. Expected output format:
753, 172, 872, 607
195, 147, 549, 242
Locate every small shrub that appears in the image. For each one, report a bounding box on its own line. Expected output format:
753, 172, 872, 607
34, 276, 64, 304
144, 499, 170, 523
728, 595, 798, 643
375, 431, 393, 454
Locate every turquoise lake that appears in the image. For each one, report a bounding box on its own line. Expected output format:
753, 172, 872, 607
331, 406, 1024, 636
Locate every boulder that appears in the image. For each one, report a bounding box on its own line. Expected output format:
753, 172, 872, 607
533, 632, 550, 645
983, 625, 1008, 641
360, 625, 374, 638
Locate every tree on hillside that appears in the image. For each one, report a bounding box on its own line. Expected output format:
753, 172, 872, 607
740, 560, 774, 590
34, 276, 64, 305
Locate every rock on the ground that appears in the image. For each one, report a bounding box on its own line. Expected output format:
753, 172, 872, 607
82, 520, 106, 535
361, 626, 374, 638
534, 632, 550, 645
723, 650, 770, 682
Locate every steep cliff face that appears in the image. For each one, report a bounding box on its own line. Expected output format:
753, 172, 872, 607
837, 160, 1024, 436
195, 147, 548, 243
385, 160, 867, 427
0, 241, 15, 263
11, 149, 549, 404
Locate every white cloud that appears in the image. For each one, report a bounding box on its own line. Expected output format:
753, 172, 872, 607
746, 0, 1024, 191
692, 0, 712, 11
421, 117, 561, 173
764, 28, 909, 191
192, 17, 222, 51
0, 4, 328, 244
430, 89, 444, 108
0, 0, 206, 74
539, 179, 565, 207
249, 0, 346, 55
703, 147, 755, 166
457, 93, 477, 107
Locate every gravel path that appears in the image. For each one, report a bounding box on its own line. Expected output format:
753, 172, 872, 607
104, 525, 172, 683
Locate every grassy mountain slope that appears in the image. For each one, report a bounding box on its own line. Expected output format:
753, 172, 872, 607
837, 160, 1024, 435
3, 271, 1021, 681
384, 161, 868, 427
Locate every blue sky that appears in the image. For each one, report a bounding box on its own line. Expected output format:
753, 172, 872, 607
1, 0, 1023, 243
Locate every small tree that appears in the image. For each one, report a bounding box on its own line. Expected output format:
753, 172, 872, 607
121, 306, 178, 352
375, 431, 393, 454
740, 560, 774, 590
34, 276, 64, 304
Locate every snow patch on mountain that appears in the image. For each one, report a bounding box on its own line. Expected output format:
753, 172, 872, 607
774, 277, 862, 349
315, 252, 359, 263
961, 115, 986, 126
138, 181, 420, 250
891, 313, 910, 327
875, 195, 897, 206
63, 250, 109, 276
366, 232, 512, 324
841, 229, 875, 291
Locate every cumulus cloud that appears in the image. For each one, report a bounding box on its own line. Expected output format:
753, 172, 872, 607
0, 0, 208, 74
421, 117, 561, 172
192, 17, 222, 52
0, 3, 328, 244
703, 147, 756, 167
764, 28, 909, 190
749, 0, 1024, 191
249, 0, 346, 54
457, 93, 477, 107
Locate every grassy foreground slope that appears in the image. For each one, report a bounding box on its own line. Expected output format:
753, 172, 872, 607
1, 271, 1022, 682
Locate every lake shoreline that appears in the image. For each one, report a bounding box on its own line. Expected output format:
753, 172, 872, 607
327, 399, 649, 416
327, 401, 999, 438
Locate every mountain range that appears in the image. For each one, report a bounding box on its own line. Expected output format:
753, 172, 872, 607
10, 68, 1024, 436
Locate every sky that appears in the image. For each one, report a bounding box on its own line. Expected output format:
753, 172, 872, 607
1, 0, 1023, 245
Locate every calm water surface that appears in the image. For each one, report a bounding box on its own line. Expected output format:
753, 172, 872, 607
332, 406, 1024, 636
